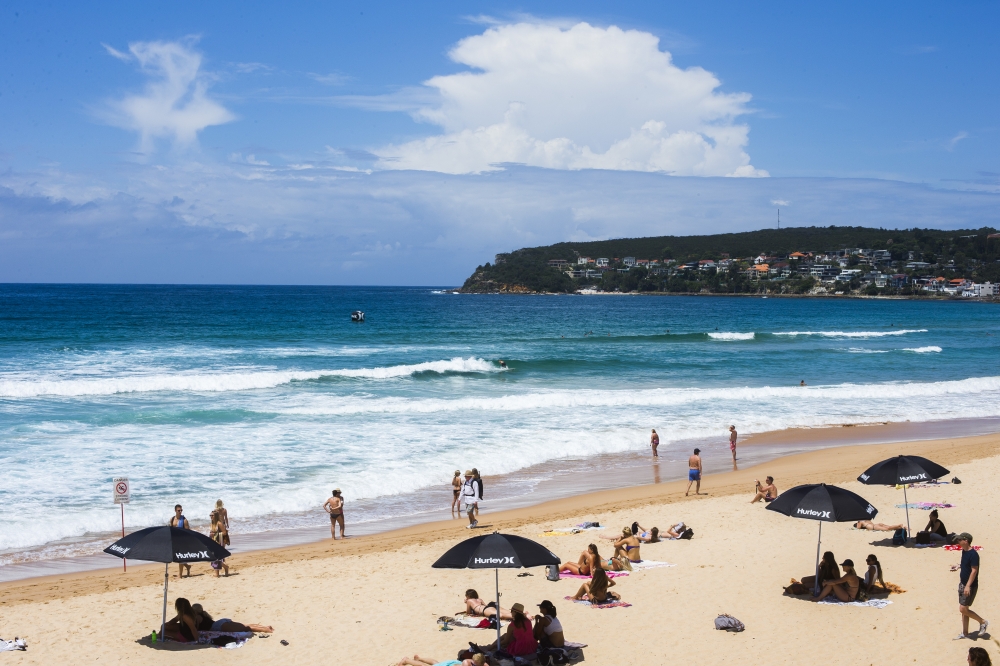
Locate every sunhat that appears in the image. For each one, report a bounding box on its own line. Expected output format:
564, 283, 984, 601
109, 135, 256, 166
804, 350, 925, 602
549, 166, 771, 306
510, 603, 525, 614
464, 470, 473, 476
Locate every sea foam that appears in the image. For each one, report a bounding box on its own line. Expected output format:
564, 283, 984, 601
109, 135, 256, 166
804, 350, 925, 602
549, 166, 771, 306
707, 332, 755, 341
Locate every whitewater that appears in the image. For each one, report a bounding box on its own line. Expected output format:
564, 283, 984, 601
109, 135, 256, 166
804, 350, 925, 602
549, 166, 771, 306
1, 285, 997, 568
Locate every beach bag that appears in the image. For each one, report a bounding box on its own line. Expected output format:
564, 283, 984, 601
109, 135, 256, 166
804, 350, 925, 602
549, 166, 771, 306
916, 531, 931, 545
680, 528, 694, 540
892, 529, 908, 546
714, 614, 745, 632
546, 564, 560, 581
538, 648, 570, 665
952, 477, 962, 484
784, 581, 810, 595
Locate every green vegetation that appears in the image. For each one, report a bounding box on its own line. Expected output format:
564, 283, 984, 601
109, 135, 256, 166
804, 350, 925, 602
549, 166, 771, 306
459, 226, 1000, 295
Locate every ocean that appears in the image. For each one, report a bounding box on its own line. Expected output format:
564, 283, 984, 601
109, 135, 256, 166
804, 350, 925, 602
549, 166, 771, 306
1, 285, 998, 576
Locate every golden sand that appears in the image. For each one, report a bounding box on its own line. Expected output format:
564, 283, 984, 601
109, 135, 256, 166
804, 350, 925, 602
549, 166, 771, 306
1, 431, 998, 665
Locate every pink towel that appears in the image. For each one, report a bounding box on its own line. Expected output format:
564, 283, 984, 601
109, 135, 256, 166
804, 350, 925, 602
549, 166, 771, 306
559, 571, 628, 579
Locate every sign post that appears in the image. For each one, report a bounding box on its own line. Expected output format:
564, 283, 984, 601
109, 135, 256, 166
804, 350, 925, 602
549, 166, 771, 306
113, 477, 130, 572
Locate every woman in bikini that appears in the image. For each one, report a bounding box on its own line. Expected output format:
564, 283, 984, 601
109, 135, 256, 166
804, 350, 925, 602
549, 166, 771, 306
190, 603, 274, 633
634, 523, 660, 543
572, 566, 619, 603
559, 544, 599, 576
451, 470, 462, 513
863, 553, 887, 594
209, 510, 230, 577
811, 558, 861, 602
612, 527, 641, 563
463, 589, 513, 621
855, 520, 906, 532
164, 597, 200, 642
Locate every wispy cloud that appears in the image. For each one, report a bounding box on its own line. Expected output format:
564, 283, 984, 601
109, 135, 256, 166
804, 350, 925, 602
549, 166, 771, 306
309, 72, 351, 86
98, 38, 236, 152
947, 131, 969, 151
771, 199, 789, 206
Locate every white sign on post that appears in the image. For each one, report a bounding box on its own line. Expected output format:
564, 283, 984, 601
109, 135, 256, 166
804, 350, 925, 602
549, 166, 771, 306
113, 477, 130, 504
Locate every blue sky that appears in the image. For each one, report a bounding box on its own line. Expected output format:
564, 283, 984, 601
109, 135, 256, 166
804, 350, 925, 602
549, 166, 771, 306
1, 1, 998, 284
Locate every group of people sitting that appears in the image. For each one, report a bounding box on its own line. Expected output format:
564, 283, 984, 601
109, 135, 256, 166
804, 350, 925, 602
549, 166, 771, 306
459, 593, 566, 658
799, 552, 889, 602
164, 597, 273, 642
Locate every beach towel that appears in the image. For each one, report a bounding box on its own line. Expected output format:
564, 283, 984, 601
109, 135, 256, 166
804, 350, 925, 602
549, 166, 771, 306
197, 631, 254, 649
539, 524, 603, 537
895, 502, 955, 509
564, 596, 632, 609
630, 560, 676, 570
0, 637, 27, 652
944, 545, 983, 551
451, 613, 506, 629
558, 571, 629, 579
816, 598, 893, 609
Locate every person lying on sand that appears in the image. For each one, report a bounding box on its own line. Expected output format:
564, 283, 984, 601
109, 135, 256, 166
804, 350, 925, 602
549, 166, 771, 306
463, 589, 513, 621
559, 544, 599, 576
190, 603, 273, 633
811, 558, 861, 602
396, 655, 483, 666
472, 603, 537, 657
663, 522, 687, 539
751, 476, 778, 504
573, 566, 620, 603
855, 520, 907, 531
633, 523, 660, 543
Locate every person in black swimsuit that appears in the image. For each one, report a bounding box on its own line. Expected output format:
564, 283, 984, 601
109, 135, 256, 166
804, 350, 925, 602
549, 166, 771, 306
812, 559, 861, 602
164, 598, 200, 642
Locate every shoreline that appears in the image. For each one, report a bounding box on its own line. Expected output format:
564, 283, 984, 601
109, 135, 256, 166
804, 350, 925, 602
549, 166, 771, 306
3, 416, 998, 586
454, 289, 999, 302
3, 427, 998, 607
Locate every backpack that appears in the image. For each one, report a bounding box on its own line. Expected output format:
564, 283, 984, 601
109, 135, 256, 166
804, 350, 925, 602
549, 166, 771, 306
892, 528, 908, 546
546, 564, 560, 581
915, 531, 931, 545
680, 528, 694, 540
714, 614, 745, 632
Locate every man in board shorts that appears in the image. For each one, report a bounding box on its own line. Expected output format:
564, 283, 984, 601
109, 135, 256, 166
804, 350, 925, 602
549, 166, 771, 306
686, 448, 702, 496
729, 425, 738, 462
956, 532, 988, 639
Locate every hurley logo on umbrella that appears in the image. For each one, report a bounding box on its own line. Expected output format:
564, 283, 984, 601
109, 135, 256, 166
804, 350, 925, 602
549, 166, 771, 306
108, 544, 130, 555
899, 473, 927, 481
474, 557, 515, 565
175, 551, 211, 560
796, 508, 831, 518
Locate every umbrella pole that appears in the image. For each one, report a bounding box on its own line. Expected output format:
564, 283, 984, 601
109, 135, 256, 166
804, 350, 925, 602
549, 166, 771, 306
814, 521, 822, 595
161, 563, 169, 641
495, 567, 501, 651
903, 483, 911, 539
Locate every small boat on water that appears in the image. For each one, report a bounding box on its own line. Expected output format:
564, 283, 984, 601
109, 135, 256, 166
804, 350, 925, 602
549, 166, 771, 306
351, 311, 365, 322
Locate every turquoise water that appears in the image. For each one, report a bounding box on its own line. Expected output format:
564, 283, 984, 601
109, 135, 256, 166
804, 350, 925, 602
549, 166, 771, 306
1, 285, 998, 566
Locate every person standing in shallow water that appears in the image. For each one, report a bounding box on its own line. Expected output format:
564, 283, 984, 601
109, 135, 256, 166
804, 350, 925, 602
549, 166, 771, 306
728, 425, 738, 462
451, 470, 462, 513
324, 489, 346, 540
686, 448, 703, 496
650, 429, 659, 457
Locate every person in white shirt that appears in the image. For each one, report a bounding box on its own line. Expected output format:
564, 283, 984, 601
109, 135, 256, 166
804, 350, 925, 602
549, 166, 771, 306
462, 470, 480, 528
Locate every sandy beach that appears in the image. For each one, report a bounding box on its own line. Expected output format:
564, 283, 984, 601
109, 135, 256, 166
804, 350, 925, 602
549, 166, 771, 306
2, 430, 998, 665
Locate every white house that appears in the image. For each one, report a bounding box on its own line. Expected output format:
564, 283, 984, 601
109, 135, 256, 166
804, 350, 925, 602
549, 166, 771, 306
578, 256, 592, 265
596, 258, 609, 267
623, 257, 636, 267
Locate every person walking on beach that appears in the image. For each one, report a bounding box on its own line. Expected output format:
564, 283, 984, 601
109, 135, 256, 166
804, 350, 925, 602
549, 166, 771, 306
686, 449, 703, 496
169, 504, 192, 578
324, 489, 346, 540
728, 425, 738, 462
955, 532, 988, 640
472, 468, 484, 518
650, 429, 659, 458
209, 510, 230, 577
462, 470, 480, 528
451, 470, 462, 513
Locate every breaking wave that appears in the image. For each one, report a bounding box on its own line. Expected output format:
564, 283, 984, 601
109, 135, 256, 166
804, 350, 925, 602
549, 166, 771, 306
707, 332, 755, 341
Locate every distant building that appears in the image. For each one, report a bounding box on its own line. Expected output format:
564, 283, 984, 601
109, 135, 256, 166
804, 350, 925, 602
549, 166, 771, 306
623, 257, 636, 267
578, 256, 593, 265
547, 259, 568, 267
596, 258, 609, 267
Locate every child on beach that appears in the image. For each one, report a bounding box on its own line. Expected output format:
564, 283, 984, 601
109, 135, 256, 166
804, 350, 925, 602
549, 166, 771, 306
451, 470, 462, 513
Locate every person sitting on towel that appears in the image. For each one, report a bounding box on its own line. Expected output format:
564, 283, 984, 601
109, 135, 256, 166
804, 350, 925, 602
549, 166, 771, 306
572, 566, 620, 603
532, 600, 565, 649
560, 544, 599, 576
923, 510, 952, 542
854, 520, 907, 532
463, 589, 513, 621
801, 551, 840, 591
612, 527, 642, 563
811, 558, 861, 602
751, 476, 778, 504
863, 554, 887, 594
164, 598, 200, 642
473, 603, 538, 657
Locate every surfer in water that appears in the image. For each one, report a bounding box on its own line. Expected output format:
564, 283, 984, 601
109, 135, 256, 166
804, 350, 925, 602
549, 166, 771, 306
498, 360, 507, 369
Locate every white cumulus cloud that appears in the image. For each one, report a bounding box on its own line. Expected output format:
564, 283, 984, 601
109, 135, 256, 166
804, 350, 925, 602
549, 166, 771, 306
100, 39, 235, 151
371, 22, 767, 177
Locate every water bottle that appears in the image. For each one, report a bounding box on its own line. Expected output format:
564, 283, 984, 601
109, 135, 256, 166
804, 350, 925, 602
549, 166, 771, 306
151, 629, 157, 643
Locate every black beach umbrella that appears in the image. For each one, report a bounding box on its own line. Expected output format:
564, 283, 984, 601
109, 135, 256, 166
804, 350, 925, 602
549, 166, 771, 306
767, 484, 878, 592
858, 455, 950, 536
105, 526, 230, 639
433, 532, 560, 647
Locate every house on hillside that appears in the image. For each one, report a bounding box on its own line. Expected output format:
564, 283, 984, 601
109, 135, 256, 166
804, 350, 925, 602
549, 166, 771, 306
548, 259, 568, 267
578, 256, 593, 265
699, 259, 716, 271
596, 258, 609, 267
623, 257, 636, 267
